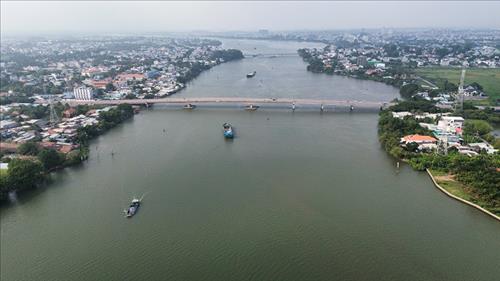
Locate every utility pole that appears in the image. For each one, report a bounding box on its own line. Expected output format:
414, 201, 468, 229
46, 85, 59, 126
455, 65, 466, 112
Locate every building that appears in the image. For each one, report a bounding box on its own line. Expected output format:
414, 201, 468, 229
0, 120, 19, 129
401, 134, 437, 144
401, 134, 438, 151
63, 108, 77, 118
73, 87, 94, 100
468, 142, 498, 154
438, 116, 464, 134
357, 56, 368, 67
90, 79, 111, 89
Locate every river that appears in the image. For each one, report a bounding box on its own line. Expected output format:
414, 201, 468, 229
1, 39, 499, 281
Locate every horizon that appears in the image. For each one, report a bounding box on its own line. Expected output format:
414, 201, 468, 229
2, 1, 500, 35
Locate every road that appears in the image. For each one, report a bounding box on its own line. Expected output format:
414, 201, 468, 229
63, 97, 393, 109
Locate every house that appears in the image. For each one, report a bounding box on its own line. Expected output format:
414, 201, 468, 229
392, 111, 413, 119
0, 120, 19, 129
468, 142, 498, 154
401, 134, 438, 151
0, 142, 18, 153
401, 134, 437, 144
438, 116, 464, 134
63, 108, 77, 118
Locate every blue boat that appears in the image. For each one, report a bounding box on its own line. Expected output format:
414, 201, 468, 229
223, 123, 234, 139
126, 198, 141, 218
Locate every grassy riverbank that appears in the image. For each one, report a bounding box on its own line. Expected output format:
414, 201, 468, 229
429, 170, 478, 204
378, 101, 500, 216
428, 169, 500, 219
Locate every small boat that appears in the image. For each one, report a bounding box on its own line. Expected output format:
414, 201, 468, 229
223, 123, 234, 139
245, 104, 259, 111
246, 71, 257, 78
183, 103, 196, 110
126, 198, 141, 218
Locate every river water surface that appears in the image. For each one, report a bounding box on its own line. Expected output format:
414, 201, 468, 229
1, 39, 499, 281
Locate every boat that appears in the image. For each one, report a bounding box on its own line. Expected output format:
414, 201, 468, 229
126, 198, 141, 218
245, 104, 259, 111
246, 71, 257, 78
183, 103, 196, 110
223, 123, 234, 139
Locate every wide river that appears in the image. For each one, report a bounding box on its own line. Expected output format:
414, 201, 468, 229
1, 39, 499, 281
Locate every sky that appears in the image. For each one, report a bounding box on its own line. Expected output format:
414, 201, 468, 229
1, 1, 500, 35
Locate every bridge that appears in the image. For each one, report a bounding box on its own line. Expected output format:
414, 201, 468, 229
246, 53, 298, 58
65, 97, 393, 111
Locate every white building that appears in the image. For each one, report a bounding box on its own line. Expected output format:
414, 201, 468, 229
437, 116, 464, 134
73, 87, 94, 100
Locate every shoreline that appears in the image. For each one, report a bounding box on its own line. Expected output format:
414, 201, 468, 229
426, 169, 500, 222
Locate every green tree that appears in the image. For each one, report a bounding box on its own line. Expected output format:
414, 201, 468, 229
7, 159, 44, 191
463, 120, 493, 137
17, 141, 40, 156
0, 170, 9, 201
105, 83, 116, 92
405, 142, 420, 152
37, 148, 64, 171
400, 83, 420, 99
125, 93, 137, 99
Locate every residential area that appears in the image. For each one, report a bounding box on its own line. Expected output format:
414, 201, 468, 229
1, 36, 243, 103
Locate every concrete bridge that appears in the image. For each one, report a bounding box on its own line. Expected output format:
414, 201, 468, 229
65, 97, 393, 111
246, 53, 297, 58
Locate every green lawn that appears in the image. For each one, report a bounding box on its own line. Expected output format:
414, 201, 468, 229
436, 178, 473, 202
429, 169, 498, 215
415, 67, 500, 105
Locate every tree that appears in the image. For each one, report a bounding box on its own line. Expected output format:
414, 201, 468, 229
37, 148, 64, 171
105, 83, 116, 92
399, 83, 420, 99
17, 142, 40, 156
405, 142, 420, 152
7, 159, 44, 191
444, 80, 458, 92
210, 49, 244, 62
0, 170, 9, 201
125, 93, 137, 99
463, 120, 493, 137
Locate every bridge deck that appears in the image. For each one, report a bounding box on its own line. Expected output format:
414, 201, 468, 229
66, 97, 393, 109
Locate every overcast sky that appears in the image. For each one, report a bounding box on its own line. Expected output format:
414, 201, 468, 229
1, 1, 499, 34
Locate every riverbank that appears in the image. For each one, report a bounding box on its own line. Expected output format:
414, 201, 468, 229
427, 169, 500, 222
378, 101, 500, 216
0, 104, 136, 203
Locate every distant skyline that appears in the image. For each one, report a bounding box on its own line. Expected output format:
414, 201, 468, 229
1, 1, 500, 35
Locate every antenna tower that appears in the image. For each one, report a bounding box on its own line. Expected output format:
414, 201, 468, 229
47, 87, 59, 126
455, 65, 466, 112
